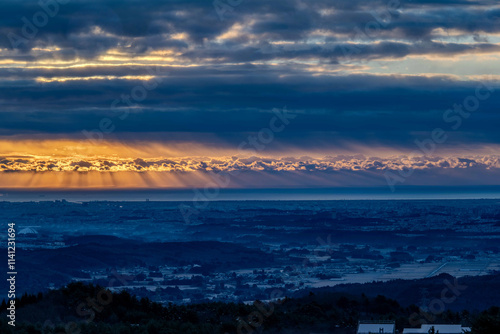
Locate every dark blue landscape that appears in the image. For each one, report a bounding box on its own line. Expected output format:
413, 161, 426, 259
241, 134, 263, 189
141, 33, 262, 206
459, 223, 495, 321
2, 0, 500, 332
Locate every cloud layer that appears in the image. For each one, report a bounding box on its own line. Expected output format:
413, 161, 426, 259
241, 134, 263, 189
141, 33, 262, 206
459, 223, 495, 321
1, 0, 499, 188
1, 154, 499, 173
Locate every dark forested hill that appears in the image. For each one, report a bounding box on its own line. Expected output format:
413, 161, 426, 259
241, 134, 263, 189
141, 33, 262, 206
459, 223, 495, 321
295, 272, 500, 312
1, 282, 499, 334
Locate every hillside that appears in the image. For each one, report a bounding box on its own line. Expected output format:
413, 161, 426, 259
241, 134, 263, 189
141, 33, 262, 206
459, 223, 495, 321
1, 282, 499, 334
1, 236, 274, 295
295, 272, 500, 312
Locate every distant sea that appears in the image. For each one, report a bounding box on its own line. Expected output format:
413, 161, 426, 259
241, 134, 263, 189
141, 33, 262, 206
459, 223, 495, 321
1, 186, 500, 202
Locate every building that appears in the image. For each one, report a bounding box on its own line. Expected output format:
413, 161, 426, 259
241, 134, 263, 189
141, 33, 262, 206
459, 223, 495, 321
357, 321, 395, 334
403, 324, 471, 333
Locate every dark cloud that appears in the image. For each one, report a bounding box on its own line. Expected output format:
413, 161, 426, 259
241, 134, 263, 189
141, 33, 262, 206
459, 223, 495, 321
0, 72, 498, 151
1, 0, 498, 57
0, 0, 499, 154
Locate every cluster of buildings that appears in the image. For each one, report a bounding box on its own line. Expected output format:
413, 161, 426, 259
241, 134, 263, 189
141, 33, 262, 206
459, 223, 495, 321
357, 322, 471, 334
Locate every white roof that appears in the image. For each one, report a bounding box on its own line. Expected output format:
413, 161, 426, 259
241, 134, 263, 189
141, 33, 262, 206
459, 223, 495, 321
403, 324, 469, 333
358, 323, 395, 333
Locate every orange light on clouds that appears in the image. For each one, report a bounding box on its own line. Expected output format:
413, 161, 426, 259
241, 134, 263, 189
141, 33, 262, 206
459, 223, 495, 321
0, 139, 232, 159
1, 139, 499, 189
0, 171, 212, 189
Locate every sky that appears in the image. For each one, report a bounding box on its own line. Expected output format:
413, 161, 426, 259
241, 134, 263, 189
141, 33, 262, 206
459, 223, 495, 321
0, 0, 500, 189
